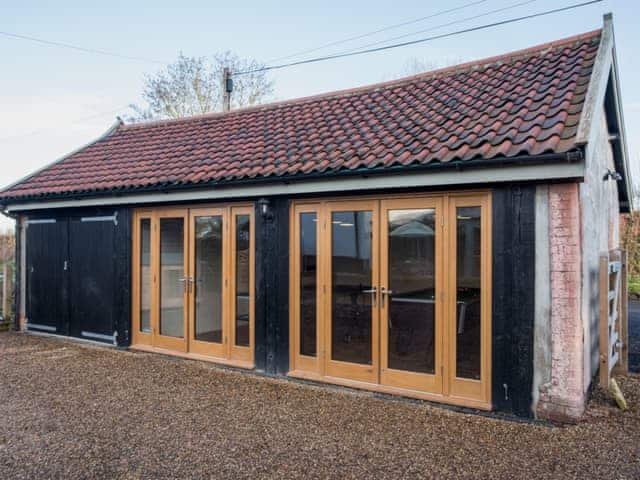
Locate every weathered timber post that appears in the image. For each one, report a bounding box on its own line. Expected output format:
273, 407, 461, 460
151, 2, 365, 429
599, 253, 610, 387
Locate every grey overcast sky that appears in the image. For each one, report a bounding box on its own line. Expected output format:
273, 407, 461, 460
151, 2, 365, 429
1, 1, 638, 230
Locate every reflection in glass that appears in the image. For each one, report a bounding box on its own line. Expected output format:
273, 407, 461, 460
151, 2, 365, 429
331, 211, 373, 364
140, 219, 151, 333
387, 209, 436, 374
194, 216, 223, 343
456, 207, 482, 380
159, 218, 184, 338
235, 215, 251, 347
300, 213, 317, 357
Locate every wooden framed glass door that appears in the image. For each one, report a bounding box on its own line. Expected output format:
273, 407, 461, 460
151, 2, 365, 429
132, 204, 254, 367
446, 195, 491, 403
290, 203, 322, 375
290, 192, 492, 408
154, 209, 189, 352
132, 212, 153, 346
188, 208, 227, 358
324, 200, 379, 384
228, 206, 255, 364
379, 198, 444, 393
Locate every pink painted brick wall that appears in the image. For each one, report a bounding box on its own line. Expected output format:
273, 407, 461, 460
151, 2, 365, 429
537, 183, 585, 422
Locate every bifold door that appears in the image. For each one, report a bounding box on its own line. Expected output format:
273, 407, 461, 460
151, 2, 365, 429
132, 205, 254, 366
324, 200, 379, 383
290, 193, 491, 408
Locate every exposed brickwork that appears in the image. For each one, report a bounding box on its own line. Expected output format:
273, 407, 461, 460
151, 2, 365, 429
537, 183, 584, 422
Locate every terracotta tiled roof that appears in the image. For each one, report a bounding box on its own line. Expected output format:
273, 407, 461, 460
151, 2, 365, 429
0, 29, 602, 201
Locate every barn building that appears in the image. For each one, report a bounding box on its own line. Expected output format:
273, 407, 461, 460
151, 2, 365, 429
0, 15, 632, 422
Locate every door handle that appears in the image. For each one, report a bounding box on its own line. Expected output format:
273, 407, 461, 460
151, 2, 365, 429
380, 287, 393, 307
362, 287, 377, 307
178, 276, 187, 293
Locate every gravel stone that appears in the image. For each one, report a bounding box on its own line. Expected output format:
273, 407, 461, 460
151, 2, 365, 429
1, 332, 639, 479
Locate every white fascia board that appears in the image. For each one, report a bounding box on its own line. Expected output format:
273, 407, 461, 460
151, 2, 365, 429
5, 161, 584, 212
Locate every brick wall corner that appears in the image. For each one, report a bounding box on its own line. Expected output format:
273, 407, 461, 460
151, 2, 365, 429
536, 183, 585, 423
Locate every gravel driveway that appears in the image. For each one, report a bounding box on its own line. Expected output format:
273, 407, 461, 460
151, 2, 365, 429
1, 332, 639, 479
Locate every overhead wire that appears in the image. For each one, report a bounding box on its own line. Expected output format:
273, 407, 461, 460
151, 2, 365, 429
326, 0, 540, 57
234, 0, 603, 75
0, 30, 165, 64
0, 0, 603, 140
265, 0, 490, 64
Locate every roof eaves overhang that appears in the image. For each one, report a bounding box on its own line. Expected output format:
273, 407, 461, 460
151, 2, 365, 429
1, 151, 585, 213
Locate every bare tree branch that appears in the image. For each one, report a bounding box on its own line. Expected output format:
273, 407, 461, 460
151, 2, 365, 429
127, 52, 274, 122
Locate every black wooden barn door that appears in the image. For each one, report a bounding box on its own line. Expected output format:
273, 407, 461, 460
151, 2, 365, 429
68, 215, 117, 343
26, 219, 69, 334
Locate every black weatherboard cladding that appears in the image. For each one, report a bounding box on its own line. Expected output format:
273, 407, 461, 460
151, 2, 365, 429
13, 220, 21, 331
254, 197, 290, 374
26, 219, 68, 333
69, 218, 115, 338
492, 185, 536, 417
113, 209, 132, 347
24, 207, 131, 346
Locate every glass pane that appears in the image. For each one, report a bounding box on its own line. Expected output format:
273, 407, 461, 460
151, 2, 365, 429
159, 218, 184, 338
194, 216, 223, 343
456, 206, 482, 380
331, 211, 373, 364
387, 209, 436, 374
235, 215, 251, 347
140, 219, 151, 333
299, 212, 317, 357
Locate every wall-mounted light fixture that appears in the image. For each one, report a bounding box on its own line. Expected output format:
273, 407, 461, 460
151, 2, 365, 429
603, 169, 623, 181
257, 198, 271, 219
